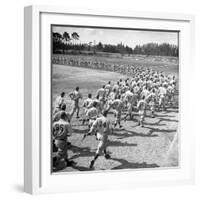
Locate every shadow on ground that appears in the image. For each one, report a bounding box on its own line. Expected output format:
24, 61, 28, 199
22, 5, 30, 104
110, 129, 158, 139
110, 157, 159, 170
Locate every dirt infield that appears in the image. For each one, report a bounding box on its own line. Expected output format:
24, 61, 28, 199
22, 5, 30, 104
52, 64, 179, 172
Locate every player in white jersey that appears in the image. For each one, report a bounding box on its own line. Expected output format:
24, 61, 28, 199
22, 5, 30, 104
130, 81, 136, 91
137, 96, 147, 127
69, 86, 83, 119
86, 110, 111, 169
85, 102, 99, 128
53, 103, 71, 122
166, 84, 175, 107
52, 112, 74, 170
83, 93, 93, 110
82, 93, 93, 125
133, 83, 140, 101
53, 92, 66, 114
107, 96, 124, 128
123, 89, 134, 120
105, 81, 112, 97
96, 85, 106, 102
112, 81, 120, 97
121, 83, 129, 93
141, 86, 150, 100
108, 88, 117, 101
146, 89, 157, 118
158, 85, 167, 111
90, 96, 103, 113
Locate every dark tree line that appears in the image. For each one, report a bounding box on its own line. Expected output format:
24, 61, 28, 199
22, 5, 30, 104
52, 31, 178, 57
133, 43, 178, 57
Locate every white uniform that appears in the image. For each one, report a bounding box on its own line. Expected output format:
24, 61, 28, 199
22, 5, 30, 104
86, 107, 99, 127
52, 119, 72, 162
109, 99, 123, 124
96, 88, 106, 100
54, 96, 65, 113
83, 98, 93, 109
124, 90, 134, 114
105, 84, 112, 96
108, 91, 117, 101
137, 99, 146, 122
69, 90, 83, 117
89, 116, 110, 154
147, 92, 156, 113
158, 86, 167, 107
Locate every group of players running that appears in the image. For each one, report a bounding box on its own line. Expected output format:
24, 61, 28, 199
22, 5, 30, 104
52, 68, 177, 171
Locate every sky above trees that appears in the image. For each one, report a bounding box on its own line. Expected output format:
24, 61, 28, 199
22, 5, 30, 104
53, 26, 178, 49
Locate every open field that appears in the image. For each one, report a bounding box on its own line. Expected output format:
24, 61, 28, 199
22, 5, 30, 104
52, 64, 129, 103
52, 64, 179, 172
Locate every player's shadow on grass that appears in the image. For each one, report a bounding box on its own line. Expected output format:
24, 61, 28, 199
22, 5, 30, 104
70, 164, 93, 171
122, 117, 139, 123
165, 108, 179, 113
145, 126, 177, 135
108, 139, 137, 147
73, 128, 88, 134
111, 130, 158, 139
110, 157, 159, 169
144, 120, 166, 126
155, 114, 175, 118
69, 144, 94, 159
157, 117, 178, 123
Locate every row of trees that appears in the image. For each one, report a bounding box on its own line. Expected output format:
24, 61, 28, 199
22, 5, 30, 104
133, 43, 178, 57
52, 31, 178, 57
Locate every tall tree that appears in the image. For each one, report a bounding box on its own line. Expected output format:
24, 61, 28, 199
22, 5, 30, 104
53, 32, 62, 42
62, 32, 71, 43
71, 32, 80, 41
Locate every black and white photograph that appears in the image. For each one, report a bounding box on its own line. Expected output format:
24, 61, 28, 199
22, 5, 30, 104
51, 25, 179, 173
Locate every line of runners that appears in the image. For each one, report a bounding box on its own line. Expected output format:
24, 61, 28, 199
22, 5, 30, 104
52, 55, 168, 75
52, 68, 177, 171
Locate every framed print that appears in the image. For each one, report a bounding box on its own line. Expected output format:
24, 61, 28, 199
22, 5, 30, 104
24, 5, 195, 194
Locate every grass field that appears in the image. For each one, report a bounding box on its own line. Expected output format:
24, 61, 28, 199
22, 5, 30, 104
52, 64, 129, 104
52, 62, 179, 172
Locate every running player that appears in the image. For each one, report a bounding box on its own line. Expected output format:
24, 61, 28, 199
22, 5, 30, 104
146, 89, 157, 118
53, 103, 71, 122
109, 88, 117, 101
137, 96, 147, 127
87, 110, 111, 169
85, 102, 99, 128
166, 83, 175, 107
105, 81, 112, 97
96, 85, 106, 102
83, 93, 93, 110
82, 93, 93, 125
69, 86, 83, 119
107, 96, 124, 128
112, 81, 120, 97
123, 88, 134, 120
158, 84, 167, 111
53, 92, 66, 114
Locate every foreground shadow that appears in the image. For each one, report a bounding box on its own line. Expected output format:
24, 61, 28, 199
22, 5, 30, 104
111, 129, 158, 139
110, 157, 159, 170
108, 139, 137, 147
157, 117, 178, 123
146, 126, 177, 136
70, 144, 94, 159
73, 128, 88, 134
